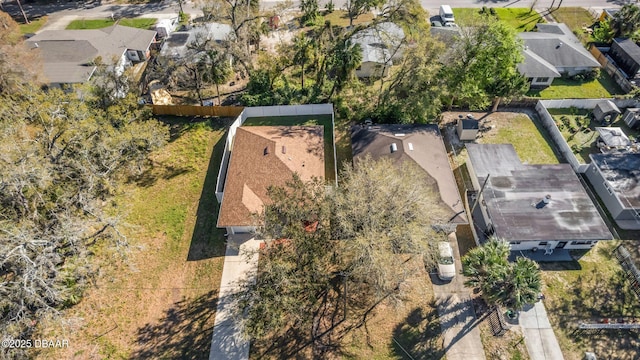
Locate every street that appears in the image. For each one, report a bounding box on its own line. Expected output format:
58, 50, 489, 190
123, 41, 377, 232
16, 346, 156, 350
0, 0, 632, 24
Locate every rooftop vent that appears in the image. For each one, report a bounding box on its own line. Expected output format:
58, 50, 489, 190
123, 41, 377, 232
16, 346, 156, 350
264, 147, 269, 156
543, 194, 551, 204
34, 42, 39, 48
390, 143, 398, 153
408, 142, 414, 151
394, 133, 406, 137
556, 42, 563, 48
282, 145, 286, 154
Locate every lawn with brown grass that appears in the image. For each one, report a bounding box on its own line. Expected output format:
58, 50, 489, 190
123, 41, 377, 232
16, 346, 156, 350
541, 241, 640, 360
322, 10, 374, 28
36, 117, 230, 359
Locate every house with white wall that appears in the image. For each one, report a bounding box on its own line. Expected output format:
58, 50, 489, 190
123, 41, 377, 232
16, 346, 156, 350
586, 153, 640, 230
466, 143, 612, 255
26, 25, 157, 87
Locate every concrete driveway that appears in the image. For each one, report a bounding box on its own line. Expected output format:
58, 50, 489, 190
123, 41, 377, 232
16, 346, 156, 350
209, 234, 260, 360
431, 233, 486, 360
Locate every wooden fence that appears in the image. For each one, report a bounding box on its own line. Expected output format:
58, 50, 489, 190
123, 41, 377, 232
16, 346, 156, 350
588, 45, 635, 93
150, 105, 245, 118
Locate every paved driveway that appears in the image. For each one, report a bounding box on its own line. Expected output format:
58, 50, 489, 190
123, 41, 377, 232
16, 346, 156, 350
432, 233, 486, 360
209, 234, 260, 360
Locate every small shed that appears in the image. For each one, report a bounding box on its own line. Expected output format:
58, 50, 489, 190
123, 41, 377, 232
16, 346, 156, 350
457, 118, 479, 141
593, 100, 621, 124
595, 127, 631, 147
623, 108, 640, 129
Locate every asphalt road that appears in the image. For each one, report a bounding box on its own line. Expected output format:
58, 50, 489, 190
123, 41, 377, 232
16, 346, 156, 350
1, 0, 630, 22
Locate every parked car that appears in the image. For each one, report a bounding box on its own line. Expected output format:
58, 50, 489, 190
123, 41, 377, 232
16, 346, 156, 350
437, 241, 456, 281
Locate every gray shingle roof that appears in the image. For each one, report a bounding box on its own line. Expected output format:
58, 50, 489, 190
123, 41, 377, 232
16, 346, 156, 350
518, 23, 600, 73
518, 48, 562, 78
352, 22, 405, 65
26, 25, 156, 83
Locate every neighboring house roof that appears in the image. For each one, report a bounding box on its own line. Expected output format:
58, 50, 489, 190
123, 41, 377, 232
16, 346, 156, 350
351, 124, 467, 223
518, 48, 562, 78
430, 26, 462, 44
352, 22, 405, 65
26, 25, 156, 83
590, 153, 640, 209
612, 38, 640, 70
518, 23, 600, 73
160, 23, 233, 58
596, 127, 631, 147
218, 126, 325, 227
467, 143, 612, 242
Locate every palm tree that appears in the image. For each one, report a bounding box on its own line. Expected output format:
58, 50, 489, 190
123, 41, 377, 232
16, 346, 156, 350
293, 34, 314, 90
328, 38, 362, 99
200, 49, 231, 106
462, 238, 542, 312
612, 4, 640, 38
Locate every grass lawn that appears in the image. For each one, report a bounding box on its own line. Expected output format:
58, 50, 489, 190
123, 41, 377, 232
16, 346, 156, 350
527, 72, 625, 99
548, 108, 640, 163
477, 113, 561, 164
321, 10, 374, 28
541, 241, 640, 359
38, 117, 229, 359
19, 16, 47, 34
242, 115, 337, 183
549, 7, 596, 44
66, 18, 156, 30
453, 8, 544, 31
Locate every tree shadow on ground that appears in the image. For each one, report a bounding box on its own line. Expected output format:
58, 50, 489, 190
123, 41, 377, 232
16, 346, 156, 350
186, 118, 230, 261
391, 306, 446, 360
132, 290, 219, 359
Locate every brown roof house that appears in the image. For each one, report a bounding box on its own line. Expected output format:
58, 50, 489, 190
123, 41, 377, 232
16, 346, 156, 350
351, 124, 467, 226
217, 126, 325, 234
26, 25, 157, 87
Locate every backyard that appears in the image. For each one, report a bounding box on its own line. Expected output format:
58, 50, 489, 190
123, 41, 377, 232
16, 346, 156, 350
548, 107, 640, 163
66, 17, 157, 30
549, 7, 596, 44
541, 241, 640, 359
243, 115, 337, 182
36, 117, 229, 359
453, 8, 544, 31
527, 72, 624, 99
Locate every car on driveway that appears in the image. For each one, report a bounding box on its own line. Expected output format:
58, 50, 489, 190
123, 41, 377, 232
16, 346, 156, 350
437, 241, 456, 281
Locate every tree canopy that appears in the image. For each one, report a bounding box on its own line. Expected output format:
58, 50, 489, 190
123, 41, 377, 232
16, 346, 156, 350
0, 81, 168, 357
235, 157, 450, 356
462, 238, 542, 311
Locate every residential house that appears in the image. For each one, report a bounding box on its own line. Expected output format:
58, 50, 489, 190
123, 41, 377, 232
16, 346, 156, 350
351, 124, 467, 224
352, 22, 405, 78
518, 23, 600, 87
217, 126, 325, 234
466, 144, 612, 254
609, 38, 640, 84
160, 22, 233, 61
26, 25, 157, 87
586, 153, 640, 230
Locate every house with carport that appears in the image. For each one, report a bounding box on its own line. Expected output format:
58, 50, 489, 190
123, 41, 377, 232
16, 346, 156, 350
466, 143, 612, 255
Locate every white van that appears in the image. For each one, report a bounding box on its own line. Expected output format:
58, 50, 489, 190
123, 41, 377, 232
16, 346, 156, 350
439, 5, 455, 24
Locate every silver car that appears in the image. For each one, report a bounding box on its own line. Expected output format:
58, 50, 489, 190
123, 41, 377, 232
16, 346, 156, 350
437, 241, 456, 281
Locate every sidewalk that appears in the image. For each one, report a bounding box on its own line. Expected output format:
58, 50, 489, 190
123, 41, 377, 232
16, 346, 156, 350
209, 234, 260, 360
518, 301, 565, 360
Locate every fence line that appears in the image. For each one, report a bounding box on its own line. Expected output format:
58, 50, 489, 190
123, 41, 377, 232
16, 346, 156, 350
588, 45, 635, 93
151, 105, 245, 118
